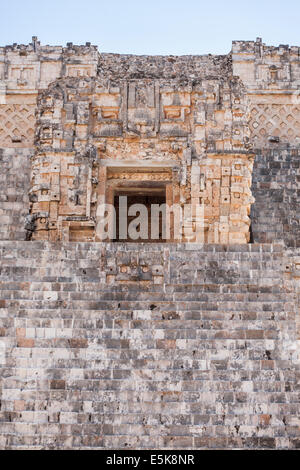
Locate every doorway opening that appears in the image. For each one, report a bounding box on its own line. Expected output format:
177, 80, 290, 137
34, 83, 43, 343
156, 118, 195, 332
113, 189, 166, 242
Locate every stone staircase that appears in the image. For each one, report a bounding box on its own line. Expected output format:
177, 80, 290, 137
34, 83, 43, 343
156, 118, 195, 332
0, 241, 299, 449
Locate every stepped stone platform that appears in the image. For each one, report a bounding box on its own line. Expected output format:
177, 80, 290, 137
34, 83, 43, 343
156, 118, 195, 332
0, 241, 299, 449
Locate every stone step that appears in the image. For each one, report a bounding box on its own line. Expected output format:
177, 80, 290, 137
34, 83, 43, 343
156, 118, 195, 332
0, 301, 292, 315
0, 291, 292, 304
0, 281, 289, 294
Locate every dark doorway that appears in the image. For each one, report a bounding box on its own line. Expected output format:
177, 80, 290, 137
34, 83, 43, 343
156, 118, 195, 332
113, 192, 166, 242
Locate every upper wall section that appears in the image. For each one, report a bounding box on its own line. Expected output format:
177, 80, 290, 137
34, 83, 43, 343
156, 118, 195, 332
1, 37, 300, 243
0, 38, 98, 148
232, 38, 300, 89
233, 38, 300, 148
29, 75, 253, 244
1, 36, 300, 150
98, 53, 231, 81
0, 39, 230, 148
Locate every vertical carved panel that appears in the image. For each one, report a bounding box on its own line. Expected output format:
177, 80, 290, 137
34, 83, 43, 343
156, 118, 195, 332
125, 82, 160, 137
249, 104, 300, 146
0, 104, 35, 147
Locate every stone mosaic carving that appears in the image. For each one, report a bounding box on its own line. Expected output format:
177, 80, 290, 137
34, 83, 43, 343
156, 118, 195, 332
0, 104, 35, 147
0, 37, 299, 244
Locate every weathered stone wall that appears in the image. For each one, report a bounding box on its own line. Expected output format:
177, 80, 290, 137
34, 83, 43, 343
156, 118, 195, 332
233, 38, 300, 150
251, 149, 300, 247
0, 241, 299, 449
0, 149, 32, 241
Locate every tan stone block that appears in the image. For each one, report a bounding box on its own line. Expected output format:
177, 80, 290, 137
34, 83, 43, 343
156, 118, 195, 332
14, 400, 26, 411
17, 338, 35, 348
16, 328, 26, 338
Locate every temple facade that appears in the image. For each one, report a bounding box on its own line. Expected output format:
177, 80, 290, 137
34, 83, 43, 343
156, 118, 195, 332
0, 37, 299, 245
0, 38, 300, 450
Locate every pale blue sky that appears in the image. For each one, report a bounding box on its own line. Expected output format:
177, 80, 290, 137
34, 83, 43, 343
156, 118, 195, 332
0, 0, 299, 55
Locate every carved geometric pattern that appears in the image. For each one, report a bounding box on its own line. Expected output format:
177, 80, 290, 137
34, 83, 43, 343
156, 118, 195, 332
249, 104, 300, 145
0, 104, 35, 147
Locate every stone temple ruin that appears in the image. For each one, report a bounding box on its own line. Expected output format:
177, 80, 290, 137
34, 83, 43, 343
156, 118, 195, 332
0, 37, 299, 449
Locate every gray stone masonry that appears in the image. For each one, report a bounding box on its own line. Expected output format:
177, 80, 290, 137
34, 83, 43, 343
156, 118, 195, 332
0, 149, 32, 241
0, 241, 299, 449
